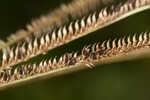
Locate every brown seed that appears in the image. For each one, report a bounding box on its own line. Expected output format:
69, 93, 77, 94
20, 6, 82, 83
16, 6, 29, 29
17, 48, 23, 59
18, 66, 25, 75
91, 52, 97, 60
68, 55, 77, 66
3, 69, 11, 82
82, 47, 90, 59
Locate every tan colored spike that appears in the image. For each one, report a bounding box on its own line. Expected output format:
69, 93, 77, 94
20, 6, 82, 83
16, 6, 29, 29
57, 28, 63, 43
92, 13, 96, 25
41, 61, 46, 73
24, 67, 28, 77
2, 52, 7, 67
117, 39, 122, 51
141, 0, 146, 6
40, 36, 45, 50
44, 61, 47, 67
127, 36, 132, 49
112, 39, 116, 49
81, 17, 85, 27
133, 35, 137, 48
92, 43, 96, 52
46, 60, 51, 71
63, 54, 68, 64
33, 38, 38, 54
137, 33, 143, 47
51, 31, 56, 47
101, 41, 106, 49
87, 15, 92, 27
48, 59, 52, 69
98, 9, 104, 22
68, 23, 73, 39
149, 32, 150, 39
52, 58, 57, 69
39, 62, 43, 73
111, 39, 117, 55
9, 48, 14, 64
12, 68, 18, 81
119, 4, 125, 14
147, 32, 150, 46
103, 8, 108, 18
75, 20, 80, 35
139, 33, 143, 41
73, 52, 78, 58
28, 41, 33, 56
45, 33, 50, 47
136, 0, 141, 8
143, 32, 148, 45
120, 38, 127, 52
96, 43, 99, 50
122, 38, 127, 48
96, 41, 106, 53
15, 46, 19, 61
62, 26, 67, 40
125, 2, 129, 12
32, 64, 37, 73
58, 56, 63, 68
44, 61, 49, 72
38, 62, 44, 73
22, 44, 26, 59
106, 40, 111, 50
2, 70, 11, 82
129, 2, 134, 10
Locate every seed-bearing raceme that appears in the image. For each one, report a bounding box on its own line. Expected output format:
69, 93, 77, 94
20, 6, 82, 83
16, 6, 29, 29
1, 0, 150, 72
1, 32, 150, 83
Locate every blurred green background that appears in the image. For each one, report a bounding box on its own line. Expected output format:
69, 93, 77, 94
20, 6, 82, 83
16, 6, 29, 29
0, 0, 150, 100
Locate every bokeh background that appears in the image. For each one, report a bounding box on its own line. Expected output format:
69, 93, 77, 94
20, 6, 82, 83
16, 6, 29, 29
0, 0, 150, 100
